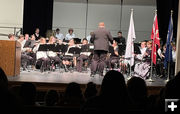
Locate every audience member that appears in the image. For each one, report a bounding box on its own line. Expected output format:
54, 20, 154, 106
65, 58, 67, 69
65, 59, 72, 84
84, 82, 97, 100
82, 70, 129, 112
44, 89, 59, 106
127, 77, 148, 111
63, 82, 84, 106
19, 82, 37, 106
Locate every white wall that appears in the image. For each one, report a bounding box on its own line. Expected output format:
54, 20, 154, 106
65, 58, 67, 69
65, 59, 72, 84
0, 0, 24, 40
53, 1, 156, 42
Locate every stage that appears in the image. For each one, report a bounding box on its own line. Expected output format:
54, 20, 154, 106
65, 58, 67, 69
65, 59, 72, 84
8, 68, 167, 95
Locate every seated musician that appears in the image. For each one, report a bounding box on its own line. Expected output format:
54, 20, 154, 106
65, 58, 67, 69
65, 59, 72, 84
65, 28, 75, 41
156, 44, 166, 77
47, 36, 61, 70
62, 39, 77, 71
133, 41, 152, 79
143, 41, 152, 63
33, 37, 50, 72
17, 35, 33, 71
106, 40, 119, 70
76, 38, 91, 72
135, 41, 147, 61
8, 33, 16, 40
23, 34, 37, 69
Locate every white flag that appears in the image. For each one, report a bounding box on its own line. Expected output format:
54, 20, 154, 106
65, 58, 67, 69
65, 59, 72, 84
125, 9, 136, 66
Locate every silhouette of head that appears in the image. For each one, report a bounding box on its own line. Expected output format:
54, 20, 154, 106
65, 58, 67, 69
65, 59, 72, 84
0, 67, 8, 89
165, 72, 180, 99
84, 82, 97, 99
19, 82, 36, 105
127, 77, 147, 101
64, 82, 83, 104
100, 70, 127, 98
45, 90, 59, 106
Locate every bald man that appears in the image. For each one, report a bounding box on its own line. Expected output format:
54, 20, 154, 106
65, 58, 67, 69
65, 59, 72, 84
90, 22, 113, 77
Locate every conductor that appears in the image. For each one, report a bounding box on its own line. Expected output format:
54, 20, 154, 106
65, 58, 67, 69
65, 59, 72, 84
90, 22, 113, 77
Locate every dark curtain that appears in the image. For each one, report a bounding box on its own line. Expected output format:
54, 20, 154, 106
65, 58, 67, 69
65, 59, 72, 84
23, 0, 54, 37
156, 0, 179, 45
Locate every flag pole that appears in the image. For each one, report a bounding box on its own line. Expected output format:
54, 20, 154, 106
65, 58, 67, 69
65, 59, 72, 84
165, 10, 173, 82
147, 10, 157, 82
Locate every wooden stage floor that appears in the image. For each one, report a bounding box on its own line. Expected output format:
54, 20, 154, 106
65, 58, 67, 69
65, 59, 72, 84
8, 69, 167, 95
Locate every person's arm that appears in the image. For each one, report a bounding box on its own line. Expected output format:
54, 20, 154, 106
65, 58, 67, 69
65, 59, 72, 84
90, 32, 95, 43
107, 31, 113, 44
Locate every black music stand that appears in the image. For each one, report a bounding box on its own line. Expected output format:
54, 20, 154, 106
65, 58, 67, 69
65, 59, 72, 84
68, 47, 81, 57
73, 38, 81, 44
134, 43, 141, 54
113, 37, 120, 44
38, 44, 48, 51
118, 44, 126, 56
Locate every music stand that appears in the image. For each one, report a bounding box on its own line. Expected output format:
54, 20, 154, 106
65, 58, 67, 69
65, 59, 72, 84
81, 44, 91, 52
113, 37, 120, 44
118, 44, 126, 56
73, 38, 81, 44
38, 44, 48, 51
134, 43, 141, 54
68, 47, 81, 57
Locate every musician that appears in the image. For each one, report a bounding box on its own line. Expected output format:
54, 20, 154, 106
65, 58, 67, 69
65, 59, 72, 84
86, 32, 94, 43
171, 42, 176, 77
24, 34, 30, 41
133, 41, 152, 79
106, 40, 119, 70
47, 36, 61, 70
117, 31, 126, 45
65, 28, 75, 41
22, 34, 37, 69
17, 35, 33, 71
90, 22, 113, 76
143, 41, 152, 63
62, 39, 76, 71
8, 33, 15, 40
34, 28, 40, 41
55, 28, 64, 41
76, 38, 91, 72
135, 41, 147, 61
156, 44, 166, 77
34, 37, 50, 72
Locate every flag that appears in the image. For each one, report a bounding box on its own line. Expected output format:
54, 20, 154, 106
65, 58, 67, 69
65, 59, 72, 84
151, 12, 160, 65
125, 9, 136, 66
164, 12, 173, 69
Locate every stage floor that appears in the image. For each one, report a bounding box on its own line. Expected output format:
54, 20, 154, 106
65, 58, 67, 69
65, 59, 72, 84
8, 68, 167, 87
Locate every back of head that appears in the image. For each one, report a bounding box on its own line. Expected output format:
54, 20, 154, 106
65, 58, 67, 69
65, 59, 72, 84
100, 70, 127, 98
127, 77, 147, 101
165, 72, 180, 99
0, 67, 8, 89
45, 90, 59, 106
84, 82, 97, 99
64, 82, 83, 104
19, 82, 36, 105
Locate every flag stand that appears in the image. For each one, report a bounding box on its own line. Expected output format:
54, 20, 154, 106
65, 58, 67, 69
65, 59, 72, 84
147, 10, 158, 82
165, 61, 170, 82
146, 41, 155, 82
